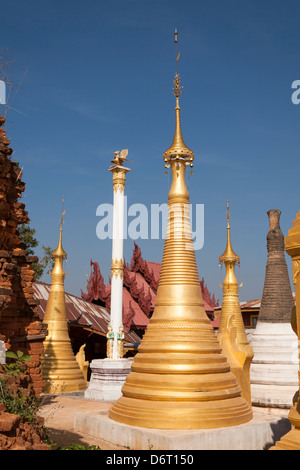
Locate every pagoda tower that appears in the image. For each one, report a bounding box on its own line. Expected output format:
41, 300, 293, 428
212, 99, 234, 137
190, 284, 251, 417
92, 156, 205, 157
250, 209, 298, 409
109, 32, 252, 429
217, 201, 253, 406
41, 206, 86, 393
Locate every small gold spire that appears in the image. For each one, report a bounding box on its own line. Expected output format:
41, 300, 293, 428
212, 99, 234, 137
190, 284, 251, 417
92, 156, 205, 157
226, 199, 230, 228
41, 197, 86, 394
52, 197, 67, 266
217, 201, 253, 406
219, 200, 240, 265
163, 29, 194, 162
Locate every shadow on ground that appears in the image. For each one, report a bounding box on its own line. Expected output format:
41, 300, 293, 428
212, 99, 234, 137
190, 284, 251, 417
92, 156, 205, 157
45, 427, 102, 449
263, 417, 292, 450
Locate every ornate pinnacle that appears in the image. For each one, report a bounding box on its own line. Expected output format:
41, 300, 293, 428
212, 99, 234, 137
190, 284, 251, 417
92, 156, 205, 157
219, 201, 240, 265
163, 30, 194, 162
173, 72, 183, 98
227, 200, 230, 227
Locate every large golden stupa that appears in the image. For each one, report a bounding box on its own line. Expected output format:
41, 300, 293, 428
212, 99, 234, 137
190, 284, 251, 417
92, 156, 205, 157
109, 32, 252, 429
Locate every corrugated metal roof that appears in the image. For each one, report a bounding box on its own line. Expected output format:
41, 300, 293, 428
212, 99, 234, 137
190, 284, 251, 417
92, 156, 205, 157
214, 292, 296, 311
33, 282, 141, 344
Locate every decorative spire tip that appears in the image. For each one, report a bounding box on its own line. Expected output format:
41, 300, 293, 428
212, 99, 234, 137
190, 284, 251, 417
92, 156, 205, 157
173, 28, 182, 97
226, 200, 230, 227
60, 195, 66, 229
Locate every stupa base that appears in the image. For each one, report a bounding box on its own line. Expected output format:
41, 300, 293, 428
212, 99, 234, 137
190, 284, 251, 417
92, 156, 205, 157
269, 404, 300, 450
250, 322, 298, 408
74, 409, 291, 450
251, 384, 297, 409
270, 429, 300, 450
84, 358, 133, 402
109, 395, 253, 430
252, 405, 290, 417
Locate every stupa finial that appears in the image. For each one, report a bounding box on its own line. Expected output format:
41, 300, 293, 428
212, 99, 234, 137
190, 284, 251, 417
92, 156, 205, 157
52, 196, 67, 267
219, 200, 239, 265
226, 200, 230, 228
163, 29, 194, 163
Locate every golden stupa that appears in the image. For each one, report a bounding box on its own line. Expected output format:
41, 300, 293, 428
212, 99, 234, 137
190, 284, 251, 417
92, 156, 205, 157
41, 205, 86, 394
109, 32, 253, 429
270, 210, 300, 450
217, 201, 253, 406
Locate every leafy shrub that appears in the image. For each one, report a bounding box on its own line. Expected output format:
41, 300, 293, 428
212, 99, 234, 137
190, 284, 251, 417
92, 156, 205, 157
0, 350, 47, 443
56, 444, 101, 450
4, 350, 32, 377
0, 376, 43, 425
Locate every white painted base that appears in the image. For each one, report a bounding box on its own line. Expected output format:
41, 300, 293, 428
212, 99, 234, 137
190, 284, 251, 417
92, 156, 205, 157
84, 358, 133, 402
250, 322, 299, 408
74, 409, 291, 450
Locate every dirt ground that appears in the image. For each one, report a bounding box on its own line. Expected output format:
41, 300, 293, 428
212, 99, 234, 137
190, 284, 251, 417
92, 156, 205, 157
38, 394, 127, 450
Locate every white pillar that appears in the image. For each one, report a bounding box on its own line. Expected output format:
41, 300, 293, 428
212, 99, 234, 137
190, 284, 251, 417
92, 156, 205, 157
84, 153, 133, 402
109, 157, 130, 360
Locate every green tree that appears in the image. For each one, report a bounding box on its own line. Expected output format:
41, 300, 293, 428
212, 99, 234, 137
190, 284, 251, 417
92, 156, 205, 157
18, 224, 38, 255
19, 224, 54, 280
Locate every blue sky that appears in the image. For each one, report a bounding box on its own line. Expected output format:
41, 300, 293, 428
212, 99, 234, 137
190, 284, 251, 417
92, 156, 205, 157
1, 0, 299, 302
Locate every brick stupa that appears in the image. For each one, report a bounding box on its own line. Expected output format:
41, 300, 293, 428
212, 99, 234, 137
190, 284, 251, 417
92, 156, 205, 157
250, 209, 298, 410
0, 116, 47, 396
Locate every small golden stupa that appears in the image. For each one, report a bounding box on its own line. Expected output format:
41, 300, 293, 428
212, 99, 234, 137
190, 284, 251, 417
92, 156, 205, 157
41, 203, 86, 394
217, 201, 253, 406
109, 32, 252, 429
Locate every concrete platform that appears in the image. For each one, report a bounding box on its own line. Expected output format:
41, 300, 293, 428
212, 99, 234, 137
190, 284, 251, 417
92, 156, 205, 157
74, 409, 291, 450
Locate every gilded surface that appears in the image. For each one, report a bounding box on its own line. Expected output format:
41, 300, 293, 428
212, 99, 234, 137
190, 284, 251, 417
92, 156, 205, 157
109, 37, 252, 429
117, 325, 125, 359
293, 258, 300, 285
75, 344, 89, 383
112, 169, 126, 193
41, 220, 86, 394
111, 258, 124, 279
217, 202, 253, 406
109, 149, 131, 193
106, 323, 124, 359
106, 323, 114, 359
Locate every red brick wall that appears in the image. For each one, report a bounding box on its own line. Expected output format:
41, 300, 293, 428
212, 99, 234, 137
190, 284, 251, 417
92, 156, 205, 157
0, 116, 47, 396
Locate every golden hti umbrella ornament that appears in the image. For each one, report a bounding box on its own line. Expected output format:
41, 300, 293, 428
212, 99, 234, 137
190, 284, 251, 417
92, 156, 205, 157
109, 31, 252, 429
41, 199, 86, 393
217, 201, 253, 406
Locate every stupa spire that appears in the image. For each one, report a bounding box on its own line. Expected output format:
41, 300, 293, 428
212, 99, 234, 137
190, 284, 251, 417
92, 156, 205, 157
219, 201, 240, 265
217, 201, 253, 406
41, 198, 86, 394
51, 196, 67, 274
163, 29, 194, 162
109, 32, 252, 429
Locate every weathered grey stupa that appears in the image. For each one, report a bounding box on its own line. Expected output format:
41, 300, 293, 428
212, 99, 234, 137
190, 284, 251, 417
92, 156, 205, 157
250, 209, 298, 410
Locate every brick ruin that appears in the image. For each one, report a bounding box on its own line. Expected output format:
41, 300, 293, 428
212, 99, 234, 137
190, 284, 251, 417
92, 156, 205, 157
259, 209, 295, 323
0, 115, 47, 396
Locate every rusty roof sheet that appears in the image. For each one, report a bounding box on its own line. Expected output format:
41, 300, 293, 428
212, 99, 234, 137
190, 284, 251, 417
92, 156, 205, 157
33, 282, 141, 344
214, 292, 296, 311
